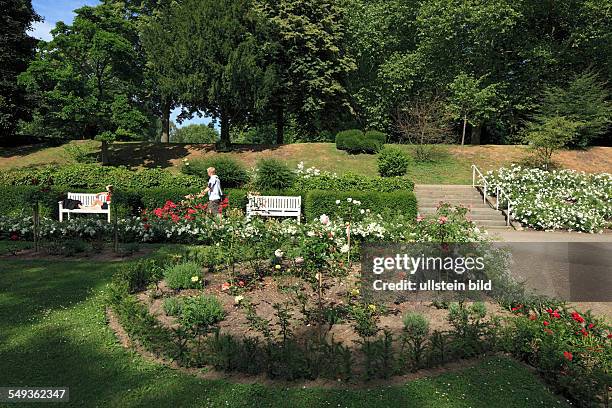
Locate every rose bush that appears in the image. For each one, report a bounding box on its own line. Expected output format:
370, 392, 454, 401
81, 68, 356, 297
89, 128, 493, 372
486, 166, 611, 232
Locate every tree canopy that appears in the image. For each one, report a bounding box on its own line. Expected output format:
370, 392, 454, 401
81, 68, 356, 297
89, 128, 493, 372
7, 0, 612, 147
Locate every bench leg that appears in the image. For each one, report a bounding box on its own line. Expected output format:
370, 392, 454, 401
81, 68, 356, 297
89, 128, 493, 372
107, 211, 111, 223
296, 215, 300, 224
67, 212, 70, 220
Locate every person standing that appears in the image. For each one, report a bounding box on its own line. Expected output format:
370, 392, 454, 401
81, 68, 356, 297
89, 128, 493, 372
202, 167, 223, 216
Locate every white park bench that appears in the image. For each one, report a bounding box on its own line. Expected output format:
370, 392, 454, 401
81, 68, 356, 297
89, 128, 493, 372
59, 192, 111, 223
246, 195, 301, 223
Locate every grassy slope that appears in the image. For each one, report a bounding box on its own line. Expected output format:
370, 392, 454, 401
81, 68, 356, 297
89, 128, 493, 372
0, 257, 570, 407
2, 141, 610, 185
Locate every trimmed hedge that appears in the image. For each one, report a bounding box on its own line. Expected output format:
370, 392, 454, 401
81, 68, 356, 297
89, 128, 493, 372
0, 164, 204, 189
335, 130, 380, 154
293, 173, 414, 192
0, 185, 249, 218
335, 129, 386, 154
304, 190, 417, 220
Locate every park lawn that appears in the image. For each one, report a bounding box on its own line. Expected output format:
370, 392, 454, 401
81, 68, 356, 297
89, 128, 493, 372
1, 141, 610, 184
0, 256, 571, 407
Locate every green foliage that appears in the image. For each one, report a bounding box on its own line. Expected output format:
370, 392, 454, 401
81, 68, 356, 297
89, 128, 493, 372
163, 261, 203, 290
163, 0, 272, 143
162, 297, 183, 317
171, 124, 219, 143
62, 143, 98, 164
524, 116, 580, 170
294, 172, 414, 193
364, 130, 387, 144
0, 164, 203, 189
113, 258, 164, 294
304, 190, 417, 220
538, 71, 612, 147
181, 156, 249, 188
402, 313, 430, 368
335, 129, 383, 154
18, 3, 154, 143
0, 0, 39, 144
447, 73, 499, 144
179, 295, 225, 331
254, 159, 295, 190
256, 0, 356, 136
377, 147, 410, 177
0, 184, 250, 218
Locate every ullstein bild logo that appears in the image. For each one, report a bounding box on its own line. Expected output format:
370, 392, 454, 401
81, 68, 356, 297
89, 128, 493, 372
361, 243, 612, 302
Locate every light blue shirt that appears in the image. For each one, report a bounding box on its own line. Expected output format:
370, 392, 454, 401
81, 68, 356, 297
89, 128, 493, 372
208, 175, 223, 201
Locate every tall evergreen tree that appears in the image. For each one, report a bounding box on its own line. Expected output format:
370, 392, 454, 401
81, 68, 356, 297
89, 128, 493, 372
0, 0, 39, 145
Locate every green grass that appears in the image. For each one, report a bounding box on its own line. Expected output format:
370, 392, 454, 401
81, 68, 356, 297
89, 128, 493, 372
0, 255, 571, 407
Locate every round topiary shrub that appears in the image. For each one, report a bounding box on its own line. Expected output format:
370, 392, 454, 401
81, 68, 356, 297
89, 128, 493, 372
181, 156, 249, 188
336, 129, 383, 154
164, 261, 203, 290
364, 130, 387, 145
254, 158, 295, 190
377, 146, 411, 177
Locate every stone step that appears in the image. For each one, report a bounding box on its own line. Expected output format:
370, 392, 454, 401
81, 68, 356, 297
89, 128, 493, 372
414, 184, 512, 231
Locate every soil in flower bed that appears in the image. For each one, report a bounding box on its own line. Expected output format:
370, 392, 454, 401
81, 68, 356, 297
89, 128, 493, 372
137, 264, 512, 349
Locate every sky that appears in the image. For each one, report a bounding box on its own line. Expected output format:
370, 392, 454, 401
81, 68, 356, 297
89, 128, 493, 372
29, 0, 212, 129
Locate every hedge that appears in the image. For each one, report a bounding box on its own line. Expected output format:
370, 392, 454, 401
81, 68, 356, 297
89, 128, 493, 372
304, 190, 417, 220
293, 173, 414, 192
0, 164, 204, 190
0, 185, 249, 218
335, 129, 387, 154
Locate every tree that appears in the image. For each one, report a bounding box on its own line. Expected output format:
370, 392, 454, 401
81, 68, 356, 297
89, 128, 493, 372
524, 116, 580, 169
394, 93, 451, 161
256, 0, 356, 142
0, 0, 39, 144
171, 124, 219, 143
138, 0, 181, 143
538, 71, 611, 147
446, 73, 499, 145
19, 3, 154, 157
167, 0, 273, 145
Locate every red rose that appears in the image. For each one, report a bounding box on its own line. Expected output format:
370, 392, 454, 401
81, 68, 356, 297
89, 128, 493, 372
571, 311, 585, 323
563, 351, 573, 361
10, 233, 18, 241
543, 321, 550, 326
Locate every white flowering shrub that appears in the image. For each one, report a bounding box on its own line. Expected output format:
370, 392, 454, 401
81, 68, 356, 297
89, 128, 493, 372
486, 166, 612, 232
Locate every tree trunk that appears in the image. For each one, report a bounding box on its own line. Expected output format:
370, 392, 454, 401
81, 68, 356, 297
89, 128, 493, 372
470, 124, 482, 145
161, 99, 171, 143
461, 115, 467, 146
220, 110, 230, 144
101, 140, 109, 166
275, 104, 284, 145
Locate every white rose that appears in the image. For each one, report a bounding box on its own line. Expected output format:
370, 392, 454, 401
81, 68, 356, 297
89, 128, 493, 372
274, 248, 284, 258
319, 214, 330, 225
340, 244, 350, 253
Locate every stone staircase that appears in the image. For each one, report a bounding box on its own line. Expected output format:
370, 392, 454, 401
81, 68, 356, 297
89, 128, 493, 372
414, 184, 510, 230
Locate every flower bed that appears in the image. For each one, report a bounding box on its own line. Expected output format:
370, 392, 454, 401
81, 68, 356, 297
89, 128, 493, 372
486, 166, 612, 232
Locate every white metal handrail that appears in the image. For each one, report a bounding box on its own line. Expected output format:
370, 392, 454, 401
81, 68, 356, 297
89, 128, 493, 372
471, 164, 512, 226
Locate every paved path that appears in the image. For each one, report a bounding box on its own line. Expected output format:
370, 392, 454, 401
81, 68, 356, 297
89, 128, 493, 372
489, 229, 612, 242
486, 229, 612, 320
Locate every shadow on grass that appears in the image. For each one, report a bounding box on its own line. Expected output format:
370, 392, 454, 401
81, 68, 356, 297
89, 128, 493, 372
107, 142, 284, 169
0, 143, 50, 158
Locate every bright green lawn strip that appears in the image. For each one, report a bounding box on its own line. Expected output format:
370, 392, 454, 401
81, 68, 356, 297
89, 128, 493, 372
0, 258, 570, 407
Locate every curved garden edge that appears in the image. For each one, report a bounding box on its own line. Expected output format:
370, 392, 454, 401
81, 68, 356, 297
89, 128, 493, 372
105, 306, 527, 390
